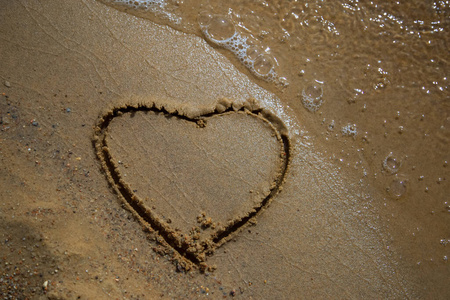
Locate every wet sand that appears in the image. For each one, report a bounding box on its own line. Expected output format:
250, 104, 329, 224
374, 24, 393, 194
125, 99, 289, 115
0, 0, 448, 299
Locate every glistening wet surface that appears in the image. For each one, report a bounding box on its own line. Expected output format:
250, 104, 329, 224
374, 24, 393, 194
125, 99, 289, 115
0, 0, 448, 298
99, 0, 449, 296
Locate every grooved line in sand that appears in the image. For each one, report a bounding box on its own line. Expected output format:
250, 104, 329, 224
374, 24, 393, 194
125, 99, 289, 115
93, 101, 291, 269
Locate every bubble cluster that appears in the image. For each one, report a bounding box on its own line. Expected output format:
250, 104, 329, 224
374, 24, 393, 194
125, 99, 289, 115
301, 81, 324, 112
198, 13, 287, 86
113, 0, 165, 10
341, 124, 357, 137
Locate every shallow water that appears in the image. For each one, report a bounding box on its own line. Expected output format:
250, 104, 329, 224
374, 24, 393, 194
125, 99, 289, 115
98, 0, 449, 150
98, 0, 449, 296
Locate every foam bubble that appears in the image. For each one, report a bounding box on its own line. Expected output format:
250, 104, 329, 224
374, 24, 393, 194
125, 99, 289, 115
388, 179, 407, 199
205, 16, 236, 41
254, 54, 274, 76
246, 46, 262, 60
383, 152, 401, 174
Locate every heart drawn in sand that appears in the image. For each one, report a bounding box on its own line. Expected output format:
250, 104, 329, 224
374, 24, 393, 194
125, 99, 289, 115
94, 100, 290, 269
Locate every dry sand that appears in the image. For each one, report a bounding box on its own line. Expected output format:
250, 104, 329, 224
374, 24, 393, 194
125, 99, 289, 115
0, 0, 448, 299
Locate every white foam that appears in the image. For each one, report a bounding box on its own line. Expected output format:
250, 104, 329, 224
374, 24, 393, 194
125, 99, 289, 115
199, 15, 288, 86
112, 0, 181, 24
341, 124, 357, 137
113, 0, 164, 10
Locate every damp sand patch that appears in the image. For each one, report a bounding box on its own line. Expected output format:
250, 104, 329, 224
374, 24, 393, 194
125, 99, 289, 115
93, 99, 290, 270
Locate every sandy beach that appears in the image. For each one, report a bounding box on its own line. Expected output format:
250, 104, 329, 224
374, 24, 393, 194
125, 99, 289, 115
0, 0, 449, 299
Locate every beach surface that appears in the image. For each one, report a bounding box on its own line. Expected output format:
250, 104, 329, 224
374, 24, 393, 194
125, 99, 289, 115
0, 0, 448, 299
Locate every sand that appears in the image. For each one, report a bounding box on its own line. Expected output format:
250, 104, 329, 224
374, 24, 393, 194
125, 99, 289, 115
95, 101, 288, 266
0, 0, 448, 299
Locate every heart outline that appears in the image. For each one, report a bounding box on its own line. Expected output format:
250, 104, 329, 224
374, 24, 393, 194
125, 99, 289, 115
93, 100, 290, 270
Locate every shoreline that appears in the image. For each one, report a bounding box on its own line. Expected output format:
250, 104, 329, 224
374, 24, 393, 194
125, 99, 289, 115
0, 0, 448, 298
